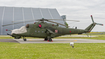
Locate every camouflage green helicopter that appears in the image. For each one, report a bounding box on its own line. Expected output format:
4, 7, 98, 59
3, 15, 103, 42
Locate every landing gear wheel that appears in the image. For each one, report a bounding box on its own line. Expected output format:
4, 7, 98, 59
48, 38, 53, 42
44, 37, 48, 41
23, 37, 27, 41
23, 39, 27, 41
47, 36, 53, 42
49, 38, 52, 41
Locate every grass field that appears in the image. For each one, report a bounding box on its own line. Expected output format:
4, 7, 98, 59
0, 43, 105, 59
0, 34, 105, 59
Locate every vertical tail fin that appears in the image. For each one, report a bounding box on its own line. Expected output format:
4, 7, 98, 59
85, 15, 103, 33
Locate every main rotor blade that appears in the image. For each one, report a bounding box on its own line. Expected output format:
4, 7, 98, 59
36, 19, 69, 27
43, 19, 70, 27
49, 19, 79, 22
66, 20, 79, 22
12, 19, 58, 23
37, 19, 71, 27
2, 22, 25, 27
13, 19, 79, 23
12, 20, 35, 23
12, 18, 77, 27
2, 20, 34, 27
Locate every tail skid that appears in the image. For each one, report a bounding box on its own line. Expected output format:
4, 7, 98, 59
85, 15, 103, 33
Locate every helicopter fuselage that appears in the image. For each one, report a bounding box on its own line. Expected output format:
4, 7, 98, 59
11, 22, 87, 39
5, 15, 102, 41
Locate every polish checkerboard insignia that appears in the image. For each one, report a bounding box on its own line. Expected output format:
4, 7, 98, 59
55, 30, 58, 33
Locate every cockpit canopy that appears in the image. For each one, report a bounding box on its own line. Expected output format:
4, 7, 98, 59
11, 26, 27, 34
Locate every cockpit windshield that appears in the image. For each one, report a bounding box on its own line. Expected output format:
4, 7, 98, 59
11, 26, 27, 34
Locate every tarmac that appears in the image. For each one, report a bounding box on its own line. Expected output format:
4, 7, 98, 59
0, 39, 105, 43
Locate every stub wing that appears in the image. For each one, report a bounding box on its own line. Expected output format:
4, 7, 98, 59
47, 29, 55, 34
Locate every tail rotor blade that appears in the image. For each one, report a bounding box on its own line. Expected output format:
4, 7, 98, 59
91, 15, 95, 23
96, 23, 103, 26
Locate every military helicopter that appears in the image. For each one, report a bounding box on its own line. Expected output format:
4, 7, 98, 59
3, 15, 103, 42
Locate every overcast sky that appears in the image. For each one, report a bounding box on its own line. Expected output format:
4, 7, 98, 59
0, 0, 105, 32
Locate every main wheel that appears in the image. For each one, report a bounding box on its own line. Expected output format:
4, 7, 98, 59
49, 38, 52, 42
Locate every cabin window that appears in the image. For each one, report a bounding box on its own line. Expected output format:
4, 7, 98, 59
35, 31, 37, 32
42, 31, 44, 33
38, 31, 40, 32
35, 30, 44, 33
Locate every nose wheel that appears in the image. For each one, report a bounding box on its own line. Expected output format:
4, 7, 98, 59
23, 37, 27, 41
44, 37, 48, 41
23, 39, 27, 41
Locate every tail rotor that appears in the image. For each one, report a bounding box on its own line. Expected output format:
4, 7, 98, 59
91, 15, 103, 26
85, 15, 103, 32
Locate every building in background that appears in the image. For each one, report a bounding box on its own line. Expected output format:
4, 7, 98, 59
0, 6, 65, 35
